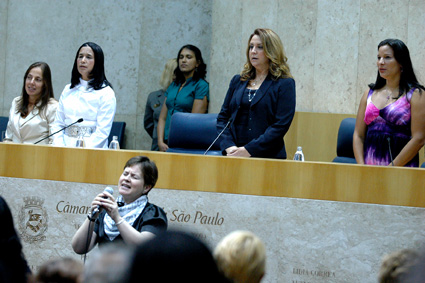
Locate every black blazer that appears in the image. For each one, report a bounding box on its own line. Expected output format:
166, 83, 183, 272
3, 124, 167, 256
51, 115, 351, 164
217, 74, 296, 159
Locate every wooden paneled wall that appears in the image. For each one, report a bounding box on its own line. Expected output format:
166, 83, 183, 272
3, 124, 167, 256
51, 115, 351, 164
0, 142, 423, 208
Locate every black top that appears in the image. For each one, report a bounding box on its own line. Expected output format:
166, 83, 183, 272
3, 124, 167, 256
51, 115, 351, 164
94, 202, 167, 246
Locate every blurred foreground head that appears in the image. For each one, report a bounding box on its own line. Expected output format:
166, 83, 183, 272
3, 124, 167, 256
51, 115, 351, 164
214, 230, 266, 283
128, 230, 228, 283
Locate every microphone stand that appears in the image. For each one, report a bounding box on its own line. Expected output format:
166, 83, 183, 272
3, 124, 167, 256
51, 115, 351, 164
204, 118, 232, 155
387, 137, 394, 166
34, 118, 84, 144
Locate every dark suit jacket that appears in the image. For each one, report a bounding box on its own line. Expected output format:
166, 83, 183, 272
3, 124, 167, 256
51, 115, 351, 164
217, 74, 296, 159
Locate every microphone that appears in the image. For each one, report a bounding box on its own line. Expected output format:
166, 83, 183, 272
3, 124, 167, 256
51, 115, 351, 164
387, 137, 394, 166
34, 118, 84, 144
91, 187, 114, 219
204, 117, 233, 155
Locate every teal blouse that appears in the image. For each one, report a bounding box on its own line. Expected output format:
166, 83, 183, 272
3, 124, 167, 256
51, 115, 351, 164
164, 77, 209, 140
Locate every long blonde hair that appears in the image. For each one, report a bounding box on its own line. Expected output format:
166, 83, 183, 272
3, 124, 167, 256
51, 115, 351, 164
241, 28, 293, 81
159, 58, 178, 90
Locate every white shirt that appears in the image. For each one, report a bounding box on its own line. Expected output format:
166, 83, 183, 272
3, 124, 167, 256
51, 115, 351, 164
4, 97, 58, 144
51, 79, 116, 149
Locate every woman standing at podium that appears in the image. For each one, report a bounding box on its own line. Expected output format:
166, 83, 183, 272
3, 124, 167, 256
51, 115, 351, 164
3, 62, 58, 144
353, 39, 425, 166
217, 28, 296, 159
52, 42, 116, 148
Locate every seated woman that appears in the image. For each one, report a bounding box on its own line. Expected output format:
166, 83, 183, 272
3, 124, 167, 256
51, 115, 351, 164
217, 28, 296, 159
52, 42, 116, 148
4, 62, 58, 144
71, 156, 167, 254
353, 39, 425, 166
157, 44, 209, 152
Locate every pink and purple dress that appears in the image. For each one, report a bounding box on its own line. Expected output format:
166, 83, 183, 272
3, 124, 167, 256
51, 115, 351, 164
363, 88, 418, 167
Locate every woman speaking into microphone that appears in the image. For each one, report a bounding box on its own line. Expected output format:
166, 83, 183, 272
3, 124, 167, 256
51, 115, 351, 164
71, 156, 167, 253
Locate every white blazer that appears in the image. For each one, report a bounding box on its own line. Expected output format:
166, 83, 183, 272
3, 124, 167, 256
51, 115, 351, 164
4, 97, 58, 144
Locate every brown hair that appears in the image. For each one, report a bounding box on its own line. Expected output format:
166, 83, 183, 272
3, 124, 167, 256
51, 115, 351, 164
16, 62, 55, 118
241, 28, 292, 81
124, 156, 158, 189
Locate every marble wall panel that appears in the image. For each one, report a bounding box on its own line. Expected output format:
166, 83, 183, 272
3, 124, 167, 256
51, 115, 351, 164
0, 1, 8, 116
209, 0, 244, 113
72, 1, 143, 117
3, 0, 79, 112
276, 1, 318, 112
407, 0, 425, 85
1, 177, 424, 282
355, 0, 410, 110
313, 0, 360, 114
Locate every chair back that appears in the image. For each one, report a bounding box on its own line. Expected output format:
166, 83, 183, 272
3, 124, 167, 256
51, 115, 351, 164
0, 117, 8, 141
332, 117, 357, 164
108, 121, 126, 148
167, 113, 222, 155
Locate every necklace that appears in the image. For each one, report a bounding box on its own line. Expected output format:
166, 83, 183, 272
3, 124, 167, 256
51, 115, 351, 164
248, 89, 257, 102
251, 75, 267, 86
385, 88, 399, 103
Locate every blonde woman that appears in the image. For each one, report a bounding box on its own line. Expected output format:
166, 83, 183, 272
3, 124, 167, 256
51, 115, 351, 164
144, 59, 177, 150
214, 230, 266, 283
217, 28, 296, 159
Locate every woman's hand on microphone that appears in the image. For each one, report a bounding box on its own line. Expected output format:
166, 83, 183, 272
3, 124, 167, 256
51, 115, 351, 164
93, 192, 119, 221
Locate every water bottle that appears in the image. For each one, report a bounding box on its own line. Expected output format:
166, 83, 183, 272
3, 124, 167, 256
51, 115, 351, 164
293, 146, 305, 161
75, 136, 85, 148
109, 136, 120, 150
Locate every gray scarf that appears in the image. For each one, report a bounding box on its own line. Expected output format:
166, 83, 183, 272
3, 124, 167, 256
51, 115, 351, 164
104, 194, 148, 241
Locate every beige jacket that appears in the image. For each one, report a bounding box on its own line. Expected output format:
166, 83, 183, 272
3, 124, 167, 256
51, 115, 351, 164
4, 97, 58, 144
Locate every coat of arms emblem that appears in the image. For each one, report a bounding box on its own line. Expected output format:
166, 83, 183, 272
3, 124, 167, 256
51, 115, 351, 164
18, 196, 48, 243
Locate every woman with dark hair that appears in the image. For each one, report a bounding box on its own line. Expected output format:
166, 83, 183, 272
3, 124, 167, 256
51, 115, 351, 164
128, 231, 228, 283
353, 39, 425, 166
3, 62, 58, 144
0, 196, 31, 283
71, 156, 167, 254
217, 28, 296, 159
52, 42, 116, 148
157, 44, 209, 152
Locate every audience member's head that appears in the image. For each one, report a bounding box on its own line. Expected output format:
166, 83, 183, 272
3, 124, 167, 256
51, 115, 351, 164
214, 230, 266, 283
0, 196, 30, 283
128, 230, 228, 283
83, 243, 132, 283
35, 257, 83, 283
378, 249, 418, 283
